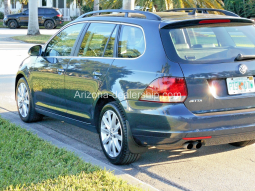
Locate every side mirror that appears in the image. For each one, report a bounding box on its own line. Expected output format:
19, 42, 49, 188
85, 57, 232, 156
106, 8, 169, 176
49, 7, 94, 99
28, 45, 42, 56
22, 12, 26, 15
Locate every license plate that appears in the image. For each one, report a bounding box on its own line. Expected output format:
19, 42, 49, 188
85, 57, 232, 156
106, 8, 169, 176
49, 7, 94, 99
227, 76, 255, 95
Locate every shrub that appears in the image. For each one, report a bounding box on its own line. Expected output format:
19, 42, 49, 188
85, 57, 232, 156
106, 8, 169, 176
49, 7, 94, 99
0, 12, 4, 20
224, 0, 255, 18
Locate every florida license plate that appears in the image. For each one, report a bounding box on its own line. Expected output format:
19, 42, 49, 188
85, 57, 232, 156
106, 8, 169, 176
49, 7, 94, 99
227, 76, 255, 95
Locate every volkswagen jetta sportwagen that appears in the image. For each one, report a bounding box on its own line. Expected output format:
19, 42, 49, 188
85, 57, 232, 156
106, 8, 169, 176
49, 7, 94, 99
16, 8, 255, 165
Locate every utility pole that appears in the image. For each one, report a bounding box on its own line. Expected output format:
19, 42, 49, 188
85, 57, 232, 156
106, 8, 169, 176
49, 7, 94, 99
122, 0, 135, 10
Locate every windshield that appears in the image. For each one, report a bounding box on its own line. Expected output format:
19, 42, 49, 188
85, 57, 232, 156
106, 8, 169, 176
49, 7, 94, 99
160, 23, 255, 64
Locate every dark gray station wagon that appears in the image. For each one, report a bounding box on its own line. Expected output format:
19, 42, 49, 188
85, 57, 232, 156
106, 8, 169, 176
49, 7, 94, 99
16, 8, 255, 164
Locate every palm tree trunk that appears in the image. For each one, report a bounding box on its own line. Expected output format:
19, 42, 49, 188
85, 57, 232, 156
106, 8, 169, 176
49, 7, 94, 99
122, 0, 135, 10
27, 0, 40, 35
94, 0, 99, 15
4, 0, 10, 16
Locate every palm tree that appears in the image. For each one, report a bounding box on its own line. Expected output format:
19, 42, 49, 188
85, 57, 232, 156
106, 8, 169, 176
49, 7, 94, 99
27, 0, 40, 35
137, 0, 224, 11
123, 0, 135, 9
3, 0, 10, 16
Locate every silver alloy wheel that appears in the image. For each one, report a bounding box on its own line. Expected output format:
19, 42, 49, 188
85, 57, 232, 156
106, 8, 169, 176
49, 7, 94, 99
17, 82, 29, 118
101, 110, 123, 158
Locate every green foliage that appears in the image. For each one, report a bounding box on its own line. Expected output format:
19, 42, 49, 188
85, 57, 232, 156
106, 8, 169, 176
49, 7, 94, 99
0, 11, 4, 19
0, 117, 141, 191
224, 0, 255, 18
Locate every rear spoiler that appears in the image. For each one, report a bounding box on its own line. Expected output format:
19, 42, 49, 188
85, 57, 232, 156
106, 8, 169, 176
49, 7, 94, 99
160, 18, 254, 29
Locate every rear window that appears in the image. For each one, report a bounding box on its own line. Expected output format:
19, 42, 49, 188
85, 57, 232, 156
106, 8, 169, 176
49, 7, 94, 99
161, 23, 255, 64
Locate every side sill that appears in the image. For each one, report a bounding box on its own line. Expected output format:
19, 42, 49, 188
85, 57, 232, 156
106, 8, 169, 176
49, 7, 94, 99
35, 107, 98, 133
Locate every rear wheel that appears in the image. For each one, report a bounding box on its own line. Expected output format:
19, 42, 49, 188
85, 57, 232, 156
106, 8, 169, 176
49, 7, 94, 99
99, 101, 140, 165
44, 20, 55, 29
8, 20, 18, 29
16, 77, 43, 122
229, 140, 255, 147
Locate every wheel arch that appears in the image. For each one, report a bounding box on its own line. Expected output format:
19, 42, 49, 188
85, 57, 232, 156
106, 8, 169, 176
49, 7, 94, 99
15, 72, 29, 97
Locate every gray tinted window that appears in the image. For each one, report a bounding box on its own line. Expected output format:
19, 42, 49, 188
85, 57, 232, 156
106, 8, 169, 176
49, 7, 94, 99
118, 25, 145, 58
78, 23, 116, 57
45, 23, 84, 57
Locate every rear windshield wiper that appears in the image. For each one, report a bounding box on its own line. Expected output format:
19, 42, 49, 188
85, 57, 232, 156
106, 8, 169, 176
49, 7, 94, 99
235, 53, 255, 61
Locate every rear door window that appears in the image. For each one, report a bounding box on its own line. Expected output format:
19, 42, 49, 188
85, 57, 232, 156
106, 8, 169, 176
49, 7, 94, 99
78, 23, 116, 57
118, 25, 145, 58
45, 23, 84, 57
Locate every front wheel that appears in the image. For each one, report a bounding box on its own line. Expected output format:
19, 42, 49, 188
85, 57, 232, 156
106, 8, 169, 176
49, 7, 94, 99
99, 102, 140, 165
8, 20, 18, 29
16, 77, 43, 122
44, 20, 55, 29
229, 140, 255, 147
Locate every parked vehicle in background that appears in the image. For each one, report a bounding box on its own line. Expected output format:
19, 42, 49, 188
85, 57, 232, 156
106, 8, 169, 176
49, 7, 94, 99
3, 7, 64, 29
15, 8, 255, 165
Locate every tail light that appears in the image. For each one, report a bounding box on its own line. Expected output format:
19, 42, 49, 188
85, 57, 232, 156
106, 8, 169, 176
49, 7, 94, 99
139, 77, 188, 103
57, 14, 62, 17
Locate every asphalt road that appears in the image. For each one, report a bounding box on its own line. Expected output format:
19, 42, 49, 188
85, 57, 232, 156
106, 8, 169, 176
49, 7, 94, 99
1, 29, 255, 191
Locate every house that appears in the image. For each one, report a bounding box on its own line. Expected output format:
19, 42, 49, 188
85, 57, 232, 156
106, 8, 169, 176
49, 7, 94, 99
0, 0, 82, 21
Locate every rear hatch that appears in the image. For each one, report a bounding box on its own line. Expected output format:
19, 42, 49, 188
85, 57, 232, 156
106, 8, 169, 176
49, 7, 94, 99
160, 18, 255, 114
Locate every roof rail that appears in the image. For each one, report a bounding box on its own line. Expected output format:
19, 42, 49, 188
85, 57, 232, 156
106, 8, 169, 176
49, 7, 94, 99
165, 8, 240, 17
76, 9, 161, 21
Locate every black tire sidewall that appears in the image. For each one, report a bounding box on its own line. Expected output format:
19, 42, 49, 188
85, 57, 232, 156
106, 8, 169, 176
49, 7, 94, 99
8, 20, 17, 29
44, 20, 55, 29
99, 102, 128, 164
16, 78, 33, 122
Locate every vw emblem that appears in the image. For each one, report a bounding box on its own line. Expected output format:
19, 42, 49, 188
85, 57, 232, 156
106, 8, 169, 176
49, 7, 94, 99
239, 64, 248, 75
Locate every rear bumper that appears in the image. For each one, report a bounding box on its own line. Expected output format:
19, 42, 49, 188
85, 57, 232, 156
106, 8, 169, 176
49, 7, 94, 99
122, 100, 255, 148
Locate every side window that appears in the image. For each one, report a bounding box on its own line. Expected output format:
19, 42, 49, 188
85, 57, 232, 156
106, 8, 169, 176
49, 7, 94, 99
118, 25, 145, 58
78, 23, 116, 57
24, 9, 28, 14
104, 27, 117, 57
45, 23, 84, 57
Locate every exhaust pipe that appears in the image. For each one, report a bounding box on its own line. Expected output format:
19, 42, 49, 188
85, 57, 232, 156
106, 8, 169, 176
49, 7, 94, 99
193, 141, 202, 149
183, 141, 202, 150
183, 142, 193, 149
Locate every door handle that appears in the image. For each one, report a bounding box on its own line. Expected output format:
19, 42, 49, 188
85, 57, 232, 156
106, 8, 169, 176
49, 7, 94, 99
93, 71, 102, 76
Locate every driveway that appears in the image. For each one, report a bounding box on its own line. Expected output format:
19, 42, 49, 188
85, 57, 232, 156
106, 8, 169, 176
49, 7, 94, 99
0, 28, 255, 191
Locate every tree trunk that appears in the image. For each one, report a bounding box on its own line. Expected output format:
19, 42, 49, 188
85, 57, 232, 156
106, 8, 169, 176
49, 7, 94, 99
93, 0, 99, 15
4, 0, 10, 16
122, 0, 135, 10
27, 0, 40, 35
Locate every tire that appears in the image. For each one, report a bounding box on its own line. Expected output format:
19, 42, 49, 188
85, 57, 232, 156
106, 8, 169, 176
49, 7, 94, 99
44, 20, 55, 29
16, 77, 43, 123
8, 20, 18, 29
229, 140, 255, 147
99, 101, 140, 165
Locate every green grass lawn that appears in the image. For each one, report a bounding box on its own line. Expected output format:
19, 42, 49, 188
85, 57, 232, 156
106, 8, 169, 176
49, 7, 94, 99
0, 117, 141, 191
11, 35, 52, 44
